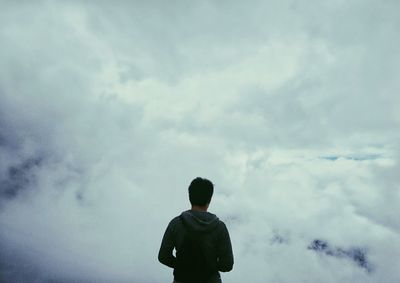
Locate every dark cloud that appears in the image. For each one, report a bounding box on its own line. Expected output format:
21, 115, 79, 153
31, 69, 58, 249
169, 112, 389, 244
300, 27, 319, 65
309, 239, 373, 273
1, 157, 42, 199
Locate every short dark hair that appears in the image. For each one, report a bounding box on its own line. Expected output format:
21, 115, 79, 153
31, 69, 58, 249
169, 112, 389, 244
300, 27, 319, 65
188, 177, 214, 206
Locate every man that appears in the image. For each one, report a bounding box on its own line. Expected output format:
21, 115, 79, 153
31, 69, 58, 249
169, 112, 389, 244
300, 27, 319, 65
158, 177, 234, 283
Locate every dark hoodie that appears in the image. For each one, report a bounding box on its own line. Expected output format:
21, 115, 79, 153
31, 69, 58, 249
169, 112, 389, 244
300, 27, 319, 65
158, 210, 234, 282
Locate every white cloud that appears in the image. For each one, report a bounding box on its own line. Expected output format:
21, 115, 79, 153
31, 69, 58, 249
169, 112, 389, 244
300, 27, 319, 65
0, 1, 399, 282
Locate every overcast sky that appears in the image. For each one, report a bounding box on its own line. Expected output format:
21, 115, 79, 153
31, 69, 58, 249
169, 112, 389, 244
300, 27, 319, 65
0, 1, 399, 282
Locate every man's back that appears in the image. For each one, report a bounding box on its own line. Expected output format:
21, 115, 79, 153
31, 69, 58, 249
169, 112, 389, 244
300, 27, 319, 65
158, 210, 234, 283
158, 177, 234, 283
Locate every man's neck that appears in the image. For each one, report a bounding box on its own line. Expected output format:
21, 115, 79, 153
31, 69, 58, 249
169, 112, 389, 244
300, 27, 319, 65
191, 205, 208, 212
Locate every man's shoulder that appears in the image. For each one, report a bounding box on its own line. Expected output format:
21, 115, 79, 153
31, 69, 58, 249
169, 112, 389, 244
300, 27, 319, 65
215, 218, 228, 231
168, 212, 186, 227
168, 210, 228, 229
167, 215, 180, 225
170, 215, 181, 224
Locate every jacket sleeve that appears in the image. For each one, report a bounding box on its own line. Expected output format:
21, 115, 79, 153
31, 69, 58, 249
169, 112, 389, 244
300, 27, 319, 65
158, 219, 176, 268
216, 222, 234, 272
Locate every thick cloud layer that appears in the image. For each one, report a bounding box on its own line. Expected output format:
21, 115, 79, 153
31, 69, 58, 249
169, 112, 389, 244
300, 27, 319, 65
1, 1, 399, 282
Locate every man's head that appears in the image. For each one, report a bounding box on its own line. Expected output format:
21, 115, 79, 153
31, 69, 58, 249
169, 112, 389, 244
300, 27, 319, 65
188, 177, 214, 207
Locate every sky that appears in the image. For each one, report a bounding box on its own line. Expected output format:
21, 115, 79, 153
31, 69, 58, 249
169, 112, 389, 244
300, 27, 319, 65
0, 0, 399, 282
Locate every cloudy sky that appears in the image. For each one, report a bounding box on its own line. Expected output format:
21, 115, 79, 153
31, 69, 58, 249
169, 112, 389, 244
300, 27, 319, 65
0, 1, 399, 282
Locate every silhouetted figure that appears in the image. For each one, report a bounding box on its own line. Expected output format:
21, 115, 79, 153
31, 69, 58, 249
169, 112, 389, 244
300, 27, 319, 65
158, 177, 234, 283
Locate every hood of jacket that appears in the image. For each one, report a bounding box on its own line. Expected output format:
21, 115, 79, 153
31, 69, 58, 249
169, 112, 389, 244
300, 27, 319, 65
180, 210, 220, 234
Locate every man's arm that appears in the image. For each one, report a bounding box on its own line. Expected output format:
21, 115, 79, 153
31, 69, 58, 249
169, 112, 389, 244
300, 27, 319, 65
158, 220, 176, 268
216, 222, 234, 272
